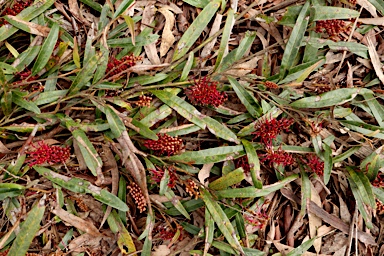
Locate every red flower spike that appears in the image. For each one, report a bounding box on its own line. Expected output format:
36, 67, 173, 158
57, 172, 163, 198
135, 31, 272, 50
136, 94, 152, 107
144, 133, 183, 156
127, 182, 147, 213
244, 209, 269, 229
259, 147, 295, 167
235, 156, 250, 173
27, 141, 70, 167
185, 77, 227, 107
185, 179, 199, 199
149, 166, 177, 188
372, 173, 384, 188
106, 53, 142, 79
315, 20, 351, 41
0, 0, 33, 27
304, 154, 324, 176
264, 81, 278, 89
253, 117, 294, 145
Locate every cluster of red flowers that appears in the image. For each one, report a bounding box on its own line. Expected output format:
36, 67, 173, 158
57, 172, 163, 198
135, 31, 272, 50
303, 154, 324, 176
372, 173, 384, 188
0, 0, 33, 27
106, 54, 142, 79
253, 117, 295, 167
149, 166, 178, 188
244, 209, 269, 229
235, 155, 251, 173
14, 69, 41, 91
144, 133, 183, 156
315, 20, 351, 41
27, 141, 70, 167
185, 77, 227, 107
156, 224, 183, 241
253, 118, 294, 146
184, 179, 199, 199
127, 182, 147, 213
264, 81, 278, 89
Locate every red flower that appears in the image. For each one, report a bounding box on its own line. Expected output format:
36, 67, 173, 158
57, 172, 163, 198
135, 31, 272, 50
144, 133, 183, 156
127, 182, 147, 213
185, 77, 227, 107
259, 147, 295, 167
315, 20, 351, 41
253, 118, 294, 145
0, 0, 33, 27
244, 209, 269, 229
149, 166, 178, 188
106, 54, 142, 79
235, 156, 250, 173
27, 141, 70, 167
304, 154, 324, 176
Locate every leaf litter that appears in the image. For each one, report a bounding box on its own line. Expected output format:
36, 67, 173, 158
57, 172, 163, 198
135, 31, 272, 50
0, 0, 384, 255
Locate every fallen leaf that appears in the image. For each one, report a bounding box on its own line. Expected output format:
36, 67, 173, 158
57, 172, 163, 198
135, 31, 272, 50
158, 7, 176, 57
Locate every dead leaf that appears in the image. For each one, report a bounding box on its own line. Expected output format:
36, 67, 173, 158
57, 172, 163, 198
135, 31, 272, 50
158, 7, 176, 57
198, 163, 214, 185
367, 36, 384, 84
225, 56, 262, 76
152, 245, 171, 256
6, 16, 50, 37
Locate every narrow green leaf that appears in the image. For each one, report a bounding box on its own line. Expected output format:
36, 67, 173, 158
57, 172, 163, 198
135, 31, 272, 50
214, 9, 234, 71
12, 91, 41, 114
71, 129, 102, 176
235, 213, 246, 240
165, 190, 190, 219
300, 167, 310, 217
114, 0, 134, 19
150, 90, 206, 129
311, 6, 359, 21
209, 167, 245, 190
361, 152, 381, 181
291, 88, 371, 108
7, 201, 45, 256
286, 237, 315, 256
228, 76, 262, 118
31, 23, 59, 76
203, 116, 240, 144
279, 1, 310, 79
340, 120, 384, 139
167, 145, 246, 164
181, 0, 210, 8
0, 183, 25, 200
322, 143, 332, 185
234, 31, 257, 62
205, 208, 214, 246
34, 90, 67, 105
348, 167, 376, 208
215, 174, 298, 198
363, 93, 384, 128
211, 241, 265, 256
242, 139, 262, 188
105, 105, 126, 138
73, 38, 81, 69
0, 0, 55, 41
368, 0, 384, 15
201, 188, 244, 255
1, 91, 12, 116
140, 104, 173, 127
180, 52, 194, 81
306, 38, 368, 58
295, 59, 325, 83
123, 15, 136, 45
67, 53, 100, 95
172, 0, 221, 61
372, 186, 384, 204
333, 146, 361, 163
131, 119, 158, 140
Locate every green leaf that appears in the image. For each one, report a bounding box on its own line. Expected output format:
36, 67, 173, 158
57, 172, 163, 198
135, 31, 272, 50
165, 190, 190, 219
150, 90, 206, 129
211, 241, 265, 256
0, 183, 25, 200
73, 38, 81, 69
0, 0, 55, 41
348, 168, 376, 208
368, 0, 384, 15
67, 53, 100, 96
279, 1, 310, 79
172, 0, 221, 61
167, 145, 246, 164
363, 93, 384, 128
242, 139, 262, 188
71, 129, 102, 176
1, 91, 12, 116
300, 167, 310, 217
214, 9, 234, 71
139, 104, 173, 127
360, 151, 381, 181
215, 174, 298, 198
372, 186, 384, 204
12, 91, 41, 114
31, 23, 59, 76
228, 76, 262, 118
311, 6, 359, 21
114, 0, 135, 19
181, 0, 210, 8
205, 208, 214, 247
105, 105, 126, 138
34, 166, 129, 211
202, 116, 240, 144
209, 167, 245, 190
291, 88, 371, 108
340, 120, 384, 139
306, 38, 368, 58
201, 188, 244, 255
180, 52, 194, 81
322, 143, 332, 185
7, 200, 45, 256
123, 15, 136, 45
34, 90, 67, 105
131, 119, 158, 140
286, 237, 315, 256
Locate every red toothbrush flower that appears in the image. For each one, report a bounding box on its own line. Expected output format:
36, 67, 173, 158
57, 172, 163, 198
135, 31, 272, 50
185, 77, 227, 107
259, 147, 295, 167
144, 133, 183, 156
304, 154, 324, 176
253, 117, 294, 145
149, 166, 178, 188
127, 182, 147, 213
27, 141, 70, 167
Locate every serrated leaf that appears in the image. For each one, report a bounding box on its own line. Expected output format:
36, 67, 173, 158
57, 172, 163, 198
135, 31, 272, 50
172, 0, 221, 61
7, 200, 45, 256
31, 22, 59, 76
279, 1, 310, 79
150, 90, 206, 129
228, 76, 262, 118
